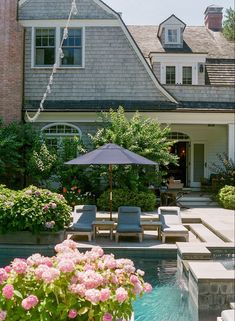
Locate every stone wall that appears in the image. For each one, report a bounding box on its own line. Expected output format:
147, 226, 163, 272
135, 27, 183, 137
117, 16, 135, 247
0, 0, 23, 123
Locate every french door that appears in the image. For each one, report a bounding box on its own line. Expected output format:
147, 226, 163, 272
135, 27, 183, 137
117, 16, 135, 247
191, 142, 206, 188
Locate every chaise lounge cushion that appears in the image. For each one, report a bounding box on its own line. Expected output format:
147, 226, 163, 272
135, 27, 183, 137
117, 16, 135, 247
116, 224, 143, 233
162, 225, 188, 233
69, 223, 92, 232
221, 310, 235, 321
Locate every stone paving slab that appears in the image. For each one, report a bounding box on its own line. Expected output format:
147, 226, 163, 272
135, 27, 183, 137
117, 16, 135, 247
188, 261, 234, 281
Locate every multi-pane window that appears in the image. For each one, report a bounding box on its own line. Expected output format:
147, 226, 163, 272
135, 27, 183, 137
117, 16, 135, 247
167, 29, 178, 43
61, 28, 82, 66
42, 124, 81, 149
183, 66, 192, 85
35, 28, 55, 66
166, 66, 176, 84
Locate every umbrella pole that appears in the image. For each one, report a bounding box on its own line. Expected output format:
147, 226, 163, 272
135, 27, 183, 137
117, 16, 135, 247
109, 164, 113, 221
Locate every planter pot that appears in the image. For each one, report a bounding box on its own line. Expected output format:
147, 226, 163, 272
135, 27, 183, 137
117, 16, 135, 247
0, 230, 65, 245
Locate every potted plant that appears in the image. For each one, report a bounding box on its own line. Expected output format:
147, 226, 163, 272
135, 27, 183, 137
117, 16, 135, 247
0, 185, 71, 245
0, 240, 152, 320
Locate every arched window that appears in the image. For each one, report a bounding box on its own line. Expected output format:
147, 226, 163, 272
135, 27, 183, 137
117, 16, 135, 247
167, 132, 190, 140
41, 123, 81, 149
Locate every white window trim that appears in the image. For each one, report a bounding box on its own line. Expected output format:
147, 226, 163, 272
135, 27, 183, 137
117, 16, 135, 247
165, 27, 180, 44
41, 123, 82, 138
161, 63, 198, 85
31, 27, 85, 69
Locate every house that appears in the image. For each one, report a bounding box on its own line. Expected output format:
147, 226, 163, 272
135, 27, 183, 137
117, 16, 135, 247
1, 0, 235, 189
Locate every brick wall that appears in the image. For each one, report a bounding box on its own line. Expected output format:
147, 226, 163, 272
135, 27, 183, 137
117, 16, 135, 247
0, 0, 23, 123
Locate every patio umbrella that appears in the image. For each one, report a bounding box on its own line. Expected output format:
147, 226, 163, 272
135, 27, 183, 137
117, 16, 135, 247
65, 143, 157, 220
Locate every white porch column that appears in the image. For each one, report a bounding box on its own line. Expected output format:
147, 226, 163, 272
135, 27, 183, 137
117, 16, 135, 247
228, 123, 235, 161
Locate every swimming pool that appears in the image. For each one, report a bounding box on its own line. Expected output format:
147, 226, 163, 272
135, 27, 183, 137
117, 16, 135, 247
131, 258, 195, 321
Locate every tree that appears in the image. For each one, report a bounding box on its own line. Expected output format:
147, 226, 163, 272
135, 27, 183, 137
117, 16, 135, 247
0, 119, 37, 189
223, 7, 235, 41
90, 107, 178, 192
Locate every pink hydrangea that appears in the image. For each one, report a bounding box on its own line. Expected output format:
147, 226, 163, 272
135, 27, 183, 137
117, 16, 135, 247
12, 258, 28, 274
0, 269, 8, 284
137, 269, 145, 276
41, 267, 60, 283
100, 288, 111, 302
130, 274, 139, 284
85, 289, 100, 304
68, 309, 77, 319
21, 295, 39, 310
58, 259, 75, 273
4, 266, 11, 273
69, 284, 86, 297
103, 313, 113, 321
144, 282, 152, 293
0, 311, 7, 321
133, 282, 143, 295
2, 284, 14, 299
115, 287, 128, 303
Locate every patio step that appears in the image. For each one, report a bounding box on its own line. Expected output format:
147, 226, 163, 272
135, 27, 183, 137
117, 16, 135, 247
189, 224, 225, 244
180, 195, 218, 208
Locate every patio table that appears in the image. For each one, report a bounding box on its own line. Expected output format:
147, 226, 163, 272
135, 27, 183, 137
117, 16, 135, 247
160, 188, 191, 208
92, 220, 116, 240
141, 221, 162, 240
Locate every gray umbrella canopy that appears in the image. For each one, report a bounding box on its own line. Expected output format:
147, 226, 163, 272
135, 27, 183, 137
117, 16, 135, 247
66, 143, 157, 219
66, 143, 157, 165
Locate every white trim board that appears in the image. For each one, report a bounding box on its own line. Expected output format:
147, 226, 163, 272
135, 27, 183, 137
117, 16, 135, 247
19, 19, 120, 27
24, 111, 234, 124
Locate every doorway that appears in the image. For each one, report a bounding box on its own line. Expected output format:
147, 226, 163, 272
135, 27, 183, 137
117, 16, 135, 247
168, 142, 189, 186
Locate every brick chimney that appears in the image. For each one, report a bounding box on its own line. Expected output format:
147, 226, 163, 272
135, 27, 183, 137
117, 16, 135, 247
0, 0, 24, 124
204, 6, 223, 31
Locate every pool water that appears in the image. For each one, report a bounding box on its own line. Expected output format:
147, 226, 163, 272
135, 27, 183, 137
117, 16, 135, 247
132, 258, 196, 321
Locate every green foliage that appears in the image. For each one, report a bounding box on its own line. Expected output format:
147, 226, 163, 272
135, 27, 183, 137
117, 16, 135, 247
209, 153, 235, 190
0, 120, 37, 189
97, 188, 156, 211
0, 185, 71, 234
90, 107, 177, 192
28, 142, 57, 181
223, 7, 235, 41
218, 185, 235, 209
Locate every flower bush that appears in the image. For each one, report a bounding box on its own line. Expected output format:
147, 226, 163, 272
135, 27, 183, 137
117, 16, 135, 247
0, 240, 152, 321
0, 185, 71, 234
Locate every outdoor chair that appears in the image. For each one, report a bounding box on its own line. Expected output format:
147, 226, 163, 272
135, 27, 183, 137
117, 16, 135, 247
158, 206, 189, 243
115, 206, 143, 242
66, 205, 96, 242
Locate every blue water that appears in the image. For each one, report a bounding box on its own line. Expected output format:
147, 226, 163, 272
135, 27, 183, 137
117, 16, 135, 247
132, 258, 196, 321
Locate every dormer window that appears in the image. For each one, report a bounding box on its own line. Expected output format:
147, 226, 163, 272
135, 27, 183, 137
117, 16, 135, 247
167, 29, 178, 43
157, 14, 186, 48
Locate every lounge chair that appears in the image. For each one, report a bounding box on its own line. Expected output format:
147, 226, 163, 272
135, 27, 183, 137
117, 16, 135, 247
158, 206, 189, 243
66, 205, 96, 242
115, 206, 143, 242
217, 310, 235, 321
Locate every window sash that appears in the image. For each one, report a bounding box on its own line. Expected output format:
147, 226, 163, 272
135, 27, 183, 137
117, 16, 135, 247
61, 28, 82, 67
166, 66, 176, 84
182, 66, 192, 85
167, 29, 178, 43
35, 28, 55, 66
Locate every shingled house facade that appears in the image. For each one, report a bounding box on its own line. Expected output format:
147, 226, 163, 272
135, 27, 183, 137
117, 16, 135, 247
5, 0, 235, 188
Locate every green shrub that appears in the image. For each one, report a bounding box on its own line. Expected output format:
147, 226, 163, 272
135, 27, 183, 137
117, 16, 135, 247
0, 185, 17, 233
218, 185, 235, 210
0, 185, 71, 234
97, 188, 156, 211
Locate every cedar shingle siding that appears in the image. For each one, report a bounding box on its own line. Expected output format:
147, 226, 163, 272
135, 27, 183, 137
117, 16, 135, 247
18, 0, 117, 20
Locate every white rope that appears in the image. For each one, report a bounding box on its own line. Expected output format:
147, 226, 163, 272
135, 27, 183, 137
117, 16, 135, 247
26, 0, 78, 122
